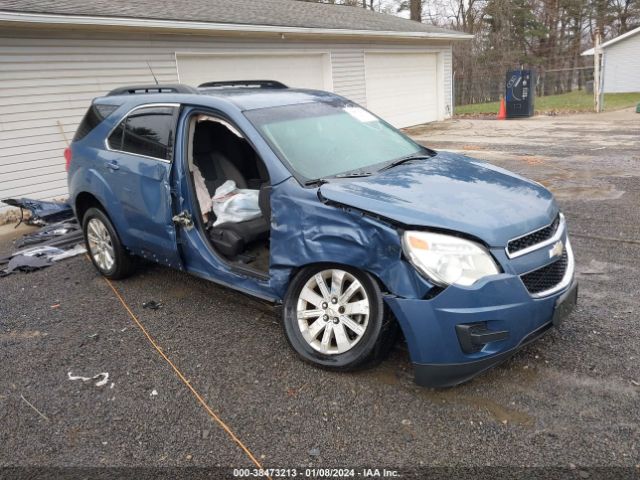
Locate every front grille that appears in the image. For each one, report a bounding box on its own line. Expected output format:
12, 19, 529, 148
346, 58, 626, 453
508, 215, 560, 256
520, 249, 568, 295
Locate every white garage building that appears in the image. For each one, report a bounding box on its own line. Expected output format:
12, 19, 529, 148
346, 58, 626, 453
0, 0, 470, 205
582, 26, 640, 93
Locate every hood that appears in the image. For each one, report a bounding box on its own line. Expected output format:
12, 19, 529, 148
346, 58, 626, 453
319, 151, 558, 247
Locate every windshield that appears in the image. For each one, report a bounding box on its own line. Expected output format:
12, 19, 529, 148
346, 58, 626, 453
244, 100, 423, 181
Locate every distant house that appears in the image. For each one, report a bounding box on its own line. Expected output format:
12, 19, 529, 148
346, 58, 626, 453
582, 26, 640, 93
0, 0, 470, 206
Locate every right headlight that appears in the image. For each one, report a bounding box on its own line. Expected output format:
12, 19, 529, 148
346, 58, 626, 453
402, 231, 500, 287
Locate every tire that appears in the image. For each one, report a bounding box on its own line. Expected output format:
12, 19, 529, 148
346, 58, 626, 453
282, 264, 397, 371
82, 207, 135, 280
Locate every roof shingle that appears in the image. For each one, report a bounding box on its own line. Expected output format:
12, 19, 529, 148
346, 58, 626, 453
0, 0, 462, 36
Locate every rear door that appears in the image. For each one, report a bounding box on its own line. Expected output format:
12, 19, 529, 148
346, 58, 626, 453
103, 104, 182, 269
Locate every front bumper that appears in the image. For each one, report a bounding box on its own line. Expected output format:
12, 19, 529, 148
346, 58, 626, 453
384, 271, 578, 388
413, 320, 554, 388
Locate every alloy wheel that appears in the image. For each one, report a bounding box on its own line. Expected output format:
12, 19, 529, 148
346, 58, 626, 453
86, 217, 115, 272
296, 269, 370, 355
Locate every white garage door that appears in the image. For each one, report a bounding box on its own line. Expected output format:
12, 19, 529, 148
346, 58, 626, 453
177, 52, 331, 90
365, 52, 438, 128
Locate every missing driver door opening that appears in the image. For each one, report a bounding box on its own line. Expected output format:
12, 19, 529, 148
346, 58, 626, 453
185, 111, 272, 277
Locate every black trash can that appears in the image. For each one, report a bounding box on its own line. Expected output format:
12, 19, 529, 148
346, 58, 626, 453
505, 70, 535, 118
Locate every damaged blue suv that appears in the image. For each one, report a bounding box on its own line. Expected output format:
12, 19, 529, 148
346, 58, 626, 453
67, 81, 577, 387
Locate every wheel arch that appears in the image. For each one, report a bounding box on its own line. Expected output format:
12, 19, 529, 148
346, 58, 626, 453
73, 186, 132, 248
285, 261, 394, 296
75, 191, 107, 224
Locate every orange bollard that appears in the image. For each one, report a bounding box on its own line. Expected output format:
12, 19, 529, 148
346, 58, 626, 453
497, 97, 507, 120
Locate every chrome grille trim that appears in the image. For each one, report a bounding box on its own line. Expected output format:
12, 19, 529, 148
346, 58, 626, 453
506, 213, 565, 259
524, 239, 575, 298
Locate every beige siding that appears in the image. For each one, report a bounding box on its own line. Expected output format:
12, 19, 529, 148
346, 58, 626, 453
177, 52, 332, 90
365, 52, 439, 127
331, 49, 367, 105
603, 33, 640, 93
442, 47, 453, 117
0, 28, 454, 210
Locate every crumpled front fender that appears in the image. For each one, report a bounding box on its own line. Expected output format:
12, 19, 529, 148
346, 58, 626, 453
268, 177, 434, 300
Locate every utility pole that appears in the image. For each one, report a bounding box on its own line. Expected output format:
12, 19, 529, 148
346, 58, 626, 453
593, 27, 603, 113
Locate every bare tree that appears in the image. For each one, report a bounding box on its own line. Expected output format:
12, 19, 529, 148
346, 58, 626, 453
295, 0, 640, 105
410, 0, 423, 20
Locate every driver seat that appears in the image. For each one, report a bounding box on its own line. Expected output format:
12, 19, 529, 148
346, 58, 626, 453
193, 125, 247, 193
208, 183, 271, 258
192, 120, 271, 258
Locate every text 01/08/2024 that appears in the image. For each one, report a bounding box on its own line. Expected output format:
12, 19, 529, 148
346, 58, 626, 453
232, 468, 400, 478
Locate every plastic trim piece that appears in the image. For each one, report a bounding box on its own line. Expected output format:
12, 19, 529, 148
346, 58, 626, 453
198, 80, 288, 89
414, 320, 555, 387
506, 213, 565, 259
525, 239, 575, 299
107, 84, 199, 96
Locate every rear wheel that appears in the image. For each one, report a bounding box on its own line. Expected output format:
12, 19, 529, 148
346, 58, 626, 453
282, 265, 397, 371
82, 207, 134, 280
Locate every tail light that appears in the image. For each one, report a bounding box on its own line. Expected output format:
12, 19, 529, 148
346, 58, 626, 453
64, 147, 72, 171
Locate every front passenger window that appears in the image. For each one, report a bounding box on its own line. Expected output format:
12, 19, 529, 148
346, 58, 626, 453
107, 106, 176, 161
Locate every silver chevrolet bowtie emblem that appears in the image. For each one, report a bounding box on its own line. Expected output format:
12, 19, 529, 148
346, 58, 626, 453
549, 241, 564, 259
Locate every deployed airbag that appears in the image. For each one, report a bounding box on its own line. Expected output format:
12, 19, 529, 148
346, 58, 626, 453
211, 180, 261, 227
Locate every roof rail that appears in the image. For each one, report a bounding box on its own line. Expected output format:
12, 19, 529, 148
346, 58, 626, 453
198, 80, 288, 89
107, 84, 199, 96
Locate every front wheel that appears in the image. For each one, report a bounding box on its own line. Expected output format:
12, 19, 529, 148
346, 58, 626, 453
282, 265, 397, 371
82, 207, 135, 280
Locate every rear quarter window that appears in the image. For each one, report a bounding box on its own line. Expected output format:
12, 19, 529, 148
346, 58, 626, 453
107, 106, 177, 161
73, 104, 119, 142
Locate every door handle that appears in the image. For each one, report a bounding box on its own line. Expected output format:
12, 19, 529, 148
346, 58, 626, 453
106, 161, 120, 171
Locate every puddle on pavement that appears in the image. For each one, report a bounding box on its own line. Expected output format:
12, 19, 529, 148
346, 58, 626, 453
505, 158, 629, 201
519, 155, 547, 165
462, 145, 487, 151
420, 389, 535, 427
369, 367, 402, 386
360, 346, 544, 428
357, 352, 414, 386
544, 184, 624, 201
535, 169, 625, 201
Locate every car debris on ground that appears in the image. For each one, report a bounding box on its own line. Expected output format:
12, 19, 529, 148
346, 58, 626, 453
2, 197, 74, 227
0, 198, 86, 277
142, 300, 163, 310
67, 371, 110, 387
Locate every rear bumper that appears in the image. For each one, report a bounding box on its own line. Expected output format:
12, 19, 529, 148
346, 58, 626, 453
385, 273, 578, 388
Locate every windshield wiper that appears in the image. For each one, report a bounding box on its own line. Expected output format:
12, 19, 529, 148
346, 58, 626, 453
378, 152, 433, 172
304, 170, 372, 186
334, 170, 373, 178
304, 178, 330, 187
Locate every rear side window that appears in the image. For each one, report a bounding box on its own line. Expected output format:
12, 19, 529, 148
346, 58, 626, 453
107, 106, 176, 161
73, 104, 119, 142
